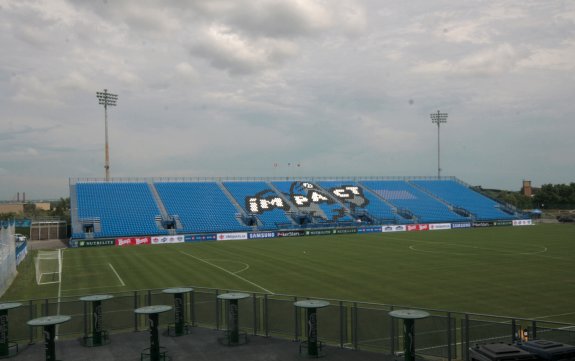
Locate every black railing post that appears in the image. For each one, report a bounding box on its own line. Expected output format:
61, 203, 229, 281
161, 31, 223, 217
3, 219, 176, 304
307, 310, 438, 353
293, 297, 299, 341
353, 302, 358, 350
190, 289, 195, 327
215, 289, 220, 330
264, 294, 269, 337
447, 312, 452, 361
252, 293, 257, 336
465, 314, 470, 361
390, 305, 395, 356
134, 291, 139, 332
339, 301, 345, 348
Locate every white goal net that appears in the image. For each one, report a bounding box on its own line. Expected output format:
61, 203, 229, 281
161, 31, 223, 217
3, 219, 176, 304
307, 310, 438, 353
35, 250, 61, 285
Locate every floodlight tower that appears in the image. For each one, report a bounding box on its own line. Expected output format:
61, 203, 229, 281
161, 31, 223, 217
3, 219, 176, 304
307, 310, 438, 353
96, 89, 118, 181
430, 110, 448, 179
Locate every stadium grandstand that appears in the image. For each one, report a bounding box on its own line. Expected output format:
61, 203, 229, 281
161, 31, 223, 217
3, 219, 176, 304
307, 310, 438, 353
70, 176, 521, 240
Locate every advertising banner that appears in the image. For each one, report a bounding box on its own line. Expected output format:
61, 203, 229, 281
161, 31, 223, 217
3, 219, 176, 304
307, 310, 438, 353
115, 237, 150, 246
151, 235, 185, 244
429, 223, 451, 231
276, 230, 305, 237
513, 219, 533, 226
451, 222, 472, 229
382, 225, 407, 233
77, 239, 115, 248
333, 228, 358, 234
186, 234, 217, 242
305, 229, 333, 236
407, 224, 429, 232
493, 220, 513, 227
216, 232, 248, 241
473, 221, 494, 227
358, 226, 383, 233
248, 232, 276, 239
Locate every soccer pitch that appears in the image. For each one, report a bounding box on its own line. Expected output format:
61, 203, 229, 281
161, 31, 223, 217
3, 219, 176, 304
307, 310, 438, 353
4, 224, 575, 323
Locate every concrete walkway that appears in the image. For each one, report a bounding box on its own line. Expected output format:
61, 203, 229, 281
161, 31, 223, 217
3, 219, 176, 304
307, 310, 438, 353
10, 326, 394, 361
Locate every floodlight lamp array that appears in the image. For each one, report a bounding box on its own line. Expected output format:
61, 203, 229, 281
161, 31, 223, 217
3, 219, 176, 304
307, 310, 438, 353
430, 110, 448, 124
96, 89, 118, 107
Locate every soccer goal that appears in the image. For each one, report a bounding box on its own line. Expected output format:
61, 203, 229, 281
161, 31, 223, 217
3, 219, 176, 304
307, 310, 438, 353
35, 250, 61, 285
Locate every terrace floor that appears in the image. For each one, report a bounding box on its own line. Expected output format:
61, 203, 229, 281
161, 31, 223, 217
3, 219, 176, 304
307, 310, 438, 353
10, 326, 398, 361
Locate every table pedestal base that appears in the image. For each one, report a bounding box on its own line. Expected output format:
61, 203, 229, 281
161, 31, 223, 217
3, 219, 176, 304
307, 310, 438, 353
0, 342, 19, 359
299, 340, 325, 358
218, 329, 248, 347
80, 330, 110, 347
140, 346, 169, 361
165, 323, 192, 337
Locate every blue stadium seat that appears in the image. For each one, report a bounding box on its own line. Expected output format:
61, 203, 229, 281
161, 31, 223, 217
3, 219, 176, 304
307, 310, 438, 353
223, 182, 294, 230
155, 182, 251, 234
411, 180, 516, 221
361, 180, 468, 223
75, 182, 167, 238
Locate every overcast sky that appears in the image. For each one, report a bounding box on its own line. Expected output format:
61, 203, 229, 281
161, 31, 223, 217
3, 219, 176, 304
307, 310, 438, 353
1, 0, 574, 200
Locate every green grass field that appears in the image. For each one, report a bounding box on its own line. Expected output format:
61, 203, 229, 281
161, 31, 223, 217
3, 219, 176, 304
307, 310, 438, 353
3, 224, 575, 323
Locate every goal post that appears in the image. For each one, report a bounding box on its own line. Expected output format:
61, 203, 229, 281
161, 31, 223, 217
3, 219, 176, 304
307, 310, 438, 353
35, 250, 61, 285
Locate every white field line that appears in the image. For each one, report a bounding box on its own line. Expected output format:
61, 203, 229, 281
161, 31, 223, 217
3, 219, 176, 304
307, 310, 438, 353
108, 263, 126, 287
179, 251, 274, 294
533, 311, 575, 320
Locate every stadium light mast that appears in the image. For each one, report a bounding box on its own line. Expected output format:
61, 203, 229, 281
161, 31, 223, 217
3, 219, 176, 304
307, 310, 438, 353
430, 110, 448, 179
96, 89, 118, 181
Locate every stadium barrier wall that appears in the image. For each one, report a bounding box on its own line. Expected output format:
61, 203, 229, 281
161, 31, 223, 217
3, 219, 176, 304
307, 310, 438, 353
2, 286, 572, 361
68, 219, 534, 248
0, 221, 17, 297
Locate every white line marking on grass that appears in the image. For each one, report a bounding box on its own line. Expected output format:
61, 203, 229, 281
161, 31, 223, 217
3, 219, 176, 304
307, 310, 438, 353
108, 263, 126, 287
179, 251, 274, 294
204, 259, 250, 274
62, 285, 127, 293
533, 311, 575, 320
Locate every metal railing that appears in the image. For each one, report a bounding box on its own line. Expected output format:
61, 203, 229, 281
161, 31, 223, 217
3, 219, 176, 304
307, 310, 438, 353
4, 286, 575, 361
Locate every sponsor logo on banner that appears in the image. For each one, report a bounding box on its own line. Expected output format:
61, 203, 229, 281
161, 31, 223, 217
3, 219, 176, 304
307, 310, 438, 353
151, 235, 185, 244
116, 237, 150, 246
429, 223, 451, 231
382, 225, 407, 232
473, 222, 493, 227
305, 229, 333, 236
78, 239, 115, 247
358, 226, 382, 233
334, 228, 358, 234
277, 230, 305, 237
513, 219, 533, 226
186, 234, 217, 242
248, 232, 276, 239
217, 233, 248, 241
452, 222, 472, 229
407, 224, 429, 232
494, 220, 513, 227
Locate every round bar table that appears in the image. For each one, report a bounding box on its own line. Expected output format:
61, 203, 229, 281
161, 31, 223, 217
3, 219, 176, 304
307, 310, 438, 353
134, 305, 172, 361
217, 293, 250, 346
162, 287, 193, 336
27, 315, 71, 361
294, 300, 330, 358
79, 294, 113, 346
0, 302, 22, 358
389, 309, 430, 361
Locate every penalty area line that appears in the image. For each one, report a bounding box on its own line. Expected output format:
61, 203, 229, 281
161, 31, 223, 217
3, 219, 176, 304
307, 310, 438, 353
178, 250, 274, 295
108, 263, 126, 287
